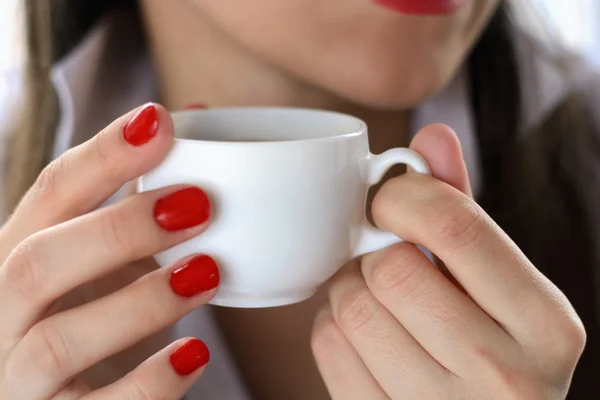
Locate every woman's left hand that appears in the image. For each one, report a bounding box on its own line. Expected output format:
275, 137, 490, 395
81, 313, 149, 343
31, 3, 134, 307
311, 124, 586, 400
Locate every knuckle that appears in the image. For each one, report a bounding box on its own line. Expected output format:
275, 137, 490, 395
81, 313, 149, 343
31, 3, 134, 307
91, 131, 116, 176
34, 157, 67, 205
473, 348, 559, 400
489, 376, 545, 400
524, 291, 588, 371
3, 235, 47, 300
566, 317, 587, 357
311, 310, 346, 364
473, 349, 538, 400
431, 195, 485, 251
489, 373, 547, 400
25, 322, 72, 379
102, 210, 137, 257
369, 243, 424, 296
543, 312, 587, 366
126, 284, 162, 328
127, 377, 155, 400
334, 287, 378, 333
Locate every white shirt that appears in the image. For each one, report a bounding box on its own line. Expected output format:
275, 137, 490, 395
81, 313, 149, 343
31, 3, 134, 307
1, 12, 577, 400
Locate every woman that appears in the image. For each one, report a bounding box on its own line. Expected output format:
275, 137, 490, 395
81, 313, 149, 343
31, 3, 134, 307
0, 0, 598, 398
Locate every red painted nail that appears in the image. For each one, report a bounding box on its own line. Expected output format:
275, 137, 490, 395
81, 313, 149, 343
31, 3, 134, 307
123, 103, 159, 146
154, 187, 211, 231
170, 339, 210, 376
183, 103, 208, 110
170, 255, 220, 297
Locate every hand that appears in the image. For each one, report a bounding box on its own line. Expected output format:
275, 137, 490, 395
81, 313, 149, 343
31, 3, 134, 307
0, 104, 219, 399
311, 124, 586, 399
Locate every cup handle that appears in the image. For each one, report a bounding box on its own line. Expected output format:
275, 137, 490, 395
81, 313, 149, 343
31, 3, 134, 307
351, 148, 431, 258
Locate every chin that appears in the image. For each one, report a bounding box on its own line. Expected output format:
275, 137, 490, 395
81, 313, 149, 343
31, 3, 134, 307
309, 52, 460, 111
341, 72, 449, 110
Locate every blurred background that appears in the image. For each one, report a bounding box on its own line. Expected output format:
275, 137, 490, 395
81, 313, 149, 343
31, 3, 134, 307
1, 1, 600, 74
538, 0, 600, 63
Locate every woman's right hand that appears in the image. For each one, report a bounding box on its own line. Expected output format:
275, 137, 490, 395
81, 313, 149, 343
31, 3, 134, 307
0, 104, 219, 399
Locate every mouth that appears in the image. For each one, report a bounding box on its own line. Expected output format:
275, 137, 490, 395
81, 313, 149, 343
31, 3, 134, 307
372, 0, 468, 15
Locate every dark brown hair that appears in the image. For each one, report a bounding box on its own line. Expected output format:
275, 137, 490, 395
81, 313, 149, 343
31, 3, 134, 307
6, 1, 600, 396
470, 8, 600, 397
4, 0, 134, 210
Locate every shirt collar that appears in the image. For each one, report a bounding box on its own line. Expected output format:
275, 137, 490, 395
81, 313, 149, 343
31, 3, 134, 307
51, 13, 483, 194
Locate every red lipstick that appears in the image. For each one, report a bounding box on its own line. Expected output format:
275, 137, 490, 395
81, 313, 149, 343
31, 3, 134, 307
373, 0, 467, 15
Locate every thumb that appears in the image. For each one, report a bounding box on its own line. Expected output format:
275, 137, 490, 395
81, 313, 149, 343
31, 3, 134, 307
407, 124, 472, 282
409, 123, 472, 198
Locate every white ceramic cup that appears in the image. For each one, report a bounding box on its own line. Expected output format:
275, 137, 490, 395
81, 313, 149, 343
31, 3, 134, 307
138, 107, 430, 307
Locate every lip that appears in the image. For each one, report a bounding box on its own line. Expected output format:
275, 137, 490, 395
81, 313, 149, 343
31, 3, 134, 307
372, 0, 467, 15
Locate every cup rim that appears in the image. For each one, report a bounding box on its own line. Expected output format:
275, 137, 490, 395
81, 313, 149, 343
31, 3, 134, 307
170, 106, 366, 145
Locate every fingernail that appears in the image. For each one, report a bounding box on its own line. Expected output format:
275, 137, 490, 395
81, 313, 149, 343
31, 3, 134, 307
183, 103, 208, 110
154, 187, 211, 231
170, 255, 220, 297
170, 339, 210, 376
123, 103, 159, 146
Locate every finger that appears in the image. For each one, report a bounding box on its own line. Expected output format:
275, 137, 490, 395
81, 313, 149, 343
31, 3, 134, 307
371, 174, 580, 346
361, 242, 516, 375
408, 123, 472, 276
0, 185, 211, 338
81, 338, 209, 400
409, 123, 472, 197
311, 306, 389, 400
0, 103, 173, 261
326, 262, 450, 398
8, 254, 219, 398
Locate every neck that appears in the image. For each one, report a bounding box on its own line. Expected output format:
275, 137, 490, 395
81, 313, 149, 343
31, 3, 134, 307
140, 0, 412, 150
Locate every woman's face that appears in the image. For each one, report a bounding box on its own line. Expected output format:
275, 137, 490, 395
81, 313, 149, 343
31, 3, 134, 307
188, 0, 499, 108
